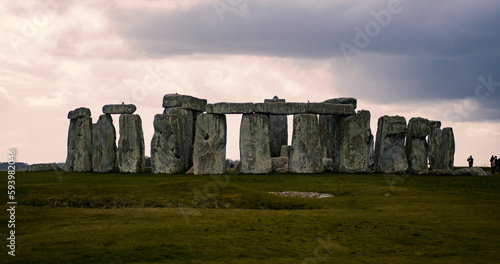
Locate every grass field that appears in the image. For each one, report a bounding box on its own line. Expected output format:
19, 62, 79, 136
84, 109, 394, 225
1, 170, 499, 263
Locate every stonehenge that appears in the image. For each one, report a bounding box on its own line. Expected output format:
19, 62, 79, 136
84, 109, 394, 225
65, 94, 456, 175
374, 116, 408, 174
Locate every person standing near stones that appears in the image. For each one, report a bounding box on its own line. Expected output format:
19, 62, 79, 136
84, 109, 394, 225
491, 155, 496, 173
467, 155, 474, 167
495, 156, 500, 172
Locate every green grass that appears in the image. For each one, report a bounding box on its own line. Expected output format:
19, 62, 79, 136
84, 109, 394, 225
1, 171, 500, 263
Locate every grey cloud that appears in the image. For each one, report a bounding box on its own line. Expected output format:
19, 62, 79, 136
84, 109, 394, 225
110, 0, 500, 119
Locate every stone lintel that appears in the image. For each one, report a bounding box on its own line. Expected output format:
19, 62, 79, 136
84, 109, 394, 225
68, 107, 91, 119
162, 94, 207, 112
254, 102, 355, 115
206, 103, 255, 114
102, 104, 137, 115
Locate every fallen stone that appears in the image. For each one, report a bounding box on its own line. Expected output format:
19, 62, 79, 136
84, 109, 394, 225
151, 114, 185, 174
102, 104, 137, 115
374, 115, 408, 174
162, 94, 207, 112
67, 107, 91, 120
289, 114, 324, 173
27, 163, 61, 172
271, 157, 289, 173
206, 103, 255, 114
64, 116, 93, 172
193, 114, 227, 175
429, 169, 454, 175
324, 97, 357, 109
239, 114, 272, 174
454, 167, 490, 176
337, 110, 374, 173
269, 115, 288, 157
406, 117, 430, 175
118, 114, 145, 173
269, 191, 334, 198
92, 115, 117, 173
307, 103, 355, 115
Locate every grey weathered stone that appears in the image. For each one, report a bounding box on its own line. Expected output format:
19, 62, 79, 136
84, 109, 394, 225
67, 107, 91, 120
239, 114, 272, 174
271, 157, 289, 173
255, 102, 308, 114
102, 104, 137, 115
118, 114, 145, 173
289, 114, 324, 173
92, 114, 117, 173
337, 110, 373, 173
323, 158, 334, 172
374, 115, 408, 174
27, 163, 61, 172
307, 103, 355, 115
428, 122, 442, 170
441, 128, 455, 171
280, 145, 291, 158
162, 94, 207, 112
269, 115, 288, 157
64, 116, 93, 172
206, 103, 255, 114
264, 96, 286, 103
428, 125, 455, 171
193, 114, 227, 175
151, 114, 185, 174
163, 107, 194, 170
324, 97, 357, 110
454, 167, 490, 176
319, 115, 341, 159
405, 117, 430, 175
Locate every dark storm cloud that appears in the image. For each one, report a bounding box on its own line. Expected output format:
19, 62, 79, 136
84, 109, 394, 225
111, 0, 500, 119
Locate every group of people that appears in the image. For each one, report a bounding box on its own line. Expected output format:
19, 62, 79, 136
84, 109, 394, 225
491, 155, 500, 174
466, 155, 500, 173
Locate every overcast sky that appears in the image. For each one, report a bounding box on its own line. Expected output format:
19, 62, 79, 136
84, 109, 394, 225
1, 0, 499, 166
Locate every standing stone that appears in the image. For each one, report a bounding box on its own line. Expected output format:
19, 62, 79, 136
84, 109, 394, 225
193, 114, 227, 175
151, 114, 185, 174
289, 114, 324, 173
65, 108, 92, 172
405, 117, 430, 175
264, 97, 288, 157
280, 145, 291, 158
428, 121, 442, 171
118, 114, 145, 173
240, 114, 272, 174
269, 115, 288, 157
337, 110, 374, 173
374, 115, 408, 174
441, 128, 455, 171
92, 114, 117, 173
163, 107, 194, 170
